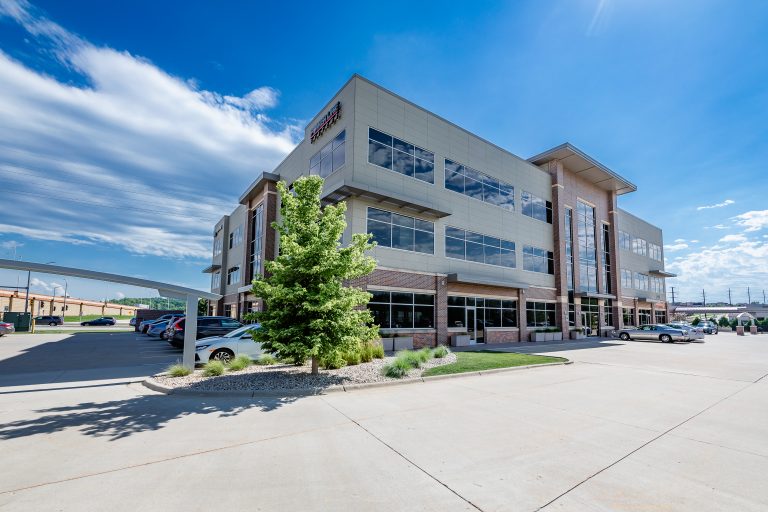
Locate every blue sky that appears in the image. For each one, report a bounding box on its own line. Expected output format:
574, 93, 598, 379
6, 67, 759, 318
1, 0, 767, 304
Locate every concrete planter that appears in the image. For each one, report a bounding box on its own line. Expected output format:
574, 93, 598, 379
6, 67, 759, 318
750, 325, 758, 335
736, 325, 745, 336
570, 331, 586, 340
531, 332, 547, 342
552, 332, 563, 341
378, 338, 395, 352
451, 334, 471, 347
393, 336, 414, 351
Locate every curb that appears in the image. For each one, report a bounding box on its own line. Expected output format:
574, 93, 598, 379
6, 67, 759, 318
142, 360, 572, 398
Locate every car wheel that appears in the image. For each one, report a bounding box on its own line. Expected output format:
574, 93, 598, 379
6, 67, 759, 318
49, 322, 56, 326
660, 334, 672, 343
210, 349, 235, 364
619, 333, 630, 341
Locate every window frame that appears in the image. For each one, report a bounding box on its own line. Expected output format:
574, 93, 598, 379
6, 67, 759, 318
366, 207, 435, 255
444, 158, 515, 211
367, 127, 435, 184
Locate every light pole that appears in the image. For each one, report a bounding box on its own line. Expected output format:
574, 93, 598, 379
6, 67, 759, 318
61, 278, 68, 323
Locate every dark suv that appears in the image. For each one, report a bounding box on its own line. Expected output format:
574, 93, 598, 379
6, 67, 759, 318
34, 315, 63, 326
166, 316, 243, 348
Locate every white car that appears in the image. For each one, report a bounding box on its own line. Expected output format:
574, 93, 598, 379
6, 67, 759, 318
195, 324, 263, 364
667, 323, 704, 341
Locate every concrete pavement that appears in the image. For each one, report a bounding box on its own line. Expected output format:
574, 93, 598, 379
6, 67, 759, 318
0, 332, 766, 510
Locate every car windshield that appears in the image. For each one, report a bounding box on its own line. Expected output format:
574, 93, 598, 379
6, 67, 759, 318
223, 324, 260, 338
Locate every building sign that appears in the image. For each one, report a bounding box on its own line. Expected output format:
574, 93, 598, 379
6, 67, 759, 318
310, 101, 341, 143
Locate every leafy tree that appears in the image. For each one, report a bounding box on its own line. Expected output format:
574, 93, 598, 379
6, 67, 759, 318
198, 298, 209, 316
249, 176, 378, 374
718, 316, 730, 328
691, 316, 701, 326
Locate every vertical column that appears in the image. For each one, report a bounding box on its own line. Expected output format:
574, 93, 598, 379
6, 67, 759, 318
518, 288, 527, 342
608, 192, 623, 328
183, 294, 199, 369
435, 275, 447, 346
633, 298, 640, 327
597, 298, 605, 336
548, 161, 569, 334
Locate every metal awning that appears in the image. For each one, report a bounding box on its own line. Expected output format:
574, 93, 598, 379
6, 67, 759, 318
322, 183, 451, 218
649, 269, 677, 278
576, 292, 616, 300
201, 264, 221, 274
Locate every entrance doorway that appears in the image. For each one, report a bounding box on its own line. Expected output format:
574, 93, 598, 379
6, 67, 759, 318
581, 298, 600, 336
466, 307, 484, 343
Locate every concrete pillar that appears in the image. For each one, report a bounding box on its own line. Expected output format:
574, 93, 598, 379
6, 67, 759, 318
183, 294, 199, 369
597, 298, 605, 335
633, 299, 640, 327
435, 275, 448, 346
518, 288, 528, 342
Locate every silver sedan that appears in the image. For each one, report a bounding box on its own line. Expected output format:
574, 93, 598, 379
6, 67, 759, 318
668, 323, 704, 341
618, 324, 689, 343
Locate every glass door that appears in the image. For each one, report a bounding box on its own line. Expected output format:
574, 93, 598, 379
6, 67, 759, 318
467, 307, 476, 342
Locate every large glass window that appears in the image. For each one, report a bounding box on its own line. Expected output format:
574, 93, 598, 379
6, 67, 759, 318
602, 223, 612, 294
654, 310, 667, 323
447, 296, 517, 330
226, 266, 240, 286
604, 299, 614, 327
565, 208, 575, 291
229, 225, 243, 249
310, 130, 346, 178
368, 128, 434, 183
632, 237, 647, 256
521, 191, 552, 223
638, 308, 652, 325
648, 242, 662, 261
523, 245, 554, 274
619, 230, 631, 251
444, 159, 514, 211
367, 208, 434, 254
368, 291, 434, 329
650, 276, 664, 294
621, 268, 633, 288
634, 272, 649, 291
213, 237, 222, 256
445, 226, 515, 268
622, 307, 635, 326
212, 271, 220, 289
250, 204, 264, 279
526, 301, 556, 327
577, 201, 598, 293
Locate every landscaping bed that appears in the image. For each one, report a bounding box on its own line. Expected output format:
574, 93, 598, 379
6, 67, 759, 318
422, 351, 567, 377
152, 351, 458, 393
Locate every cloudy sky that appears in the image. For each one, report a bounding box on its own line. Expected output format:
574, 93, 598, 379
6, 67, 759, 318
0, 0, 767, 303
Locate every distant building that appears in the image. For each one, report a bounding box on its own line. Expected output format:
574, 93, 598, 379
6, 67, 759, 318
205, 75, 674, 345
0, 290, 138, 317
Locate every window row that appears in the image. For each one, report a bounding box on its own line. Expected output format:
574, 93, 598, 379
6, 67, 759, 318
526, 301, 556, 327
368, 291, 435, 329
367, 208, 434, 254
444, 159, 515, 211
310, 130, 346, 178
213, 237, 223, 256
620, 269, 665, 293
619, 230, 662, 261
445, 226, 516, 268
523, 245, 554, 274
368, 128, 434, 184
447, 296, 518, 329
521, 191, 552, 223
229, 225, 243, 249
226, 266, 240, 286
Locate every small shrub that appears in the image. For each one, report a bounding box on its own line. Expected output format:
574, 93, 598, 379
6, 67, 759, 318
227, 354, 252, 372
433, 345, 450, 358
383, 358, 411, 378
202, 360, 226, 377
397, 350, 423, 369
343, 349, 361, 366
359, 342, 374, 363
417, 347, 432, 363
255, 354, 277, 365
372, 343, 385, 359
166, 364, 191, 377
321, 352, 346, 370
691, 317, 701, 326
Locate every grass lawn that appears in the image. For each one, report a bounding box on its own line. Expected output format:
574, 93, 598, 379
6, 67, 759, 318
422, 350, 567, 377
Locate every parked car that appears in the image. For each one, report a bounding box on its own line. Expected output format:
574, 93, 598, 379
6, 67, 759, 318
195, 324, 262, 364
0, 321, 15, 336
34, 315, 63, 326
618, 324, 689, 343
667, 323, 704, 341
166, 316, 243, 349
139, 314, 183, 334
129, 317, 137, 327
147, 320, 170, 339
81, 317, 116, 326
697, 320, 718, 334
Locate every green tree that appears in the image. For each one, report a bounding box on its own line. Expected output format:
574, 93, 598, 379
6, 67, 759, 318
198, 298, 209, 316
249, 176, 378, 374
718, 316, 730, 328
691, 316, 701, 326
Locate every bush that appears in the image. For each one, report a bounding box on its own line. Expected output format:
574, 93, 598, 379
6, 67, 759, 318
692, 317, 701, 326
417, 347, 432, 363
359, 341, 374, 363
718, 316, 730, 327
383, 358, 411, 378
397, 350, 423, 369
255, 354, 277, 365
343, 349, 361, 366
321, 352, 346, 370
371, 343, 385, 359
202, 360, 226, 377
166, 364, 191, 378
433, 345, 450, 358
227, 354, 252, 372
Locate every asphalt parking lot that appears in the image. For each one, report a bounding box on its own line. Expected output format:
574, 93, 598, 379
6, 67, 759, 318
0, 332, 766, 511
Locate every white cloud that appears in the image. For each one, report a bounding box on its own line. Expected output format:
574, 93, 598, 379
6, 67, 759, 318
732, 210, 768, 233
0, 1, 297, 260
673, 238, 686, 243
664, 243, 688, 252
705, 224, 728, 230
696, 199, 735, 210
115, 291, 125, 300
30, 277, 51, 290
689, 240, 699, 243
719, 234, 747, 243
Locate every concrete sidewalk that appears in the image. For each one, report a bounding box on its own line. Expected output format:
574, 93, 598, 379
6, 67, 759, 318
0, 332, 766, 511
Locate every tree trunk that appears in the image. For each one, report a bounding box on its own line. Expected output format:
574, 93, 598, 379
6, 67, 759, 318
311, 355, 319, 375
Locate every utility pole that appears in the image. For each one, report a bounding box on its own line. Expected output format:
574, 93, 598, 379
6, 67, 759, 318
728, 288, 732, 306
747, 287, 751, 304
670, 287, 676, 304
763, 289, 766, 305
23, 270, 30, 314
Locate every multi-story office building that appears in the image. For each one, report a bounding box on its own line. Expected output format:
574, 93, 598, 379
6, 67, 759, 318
204, 75, 674, 346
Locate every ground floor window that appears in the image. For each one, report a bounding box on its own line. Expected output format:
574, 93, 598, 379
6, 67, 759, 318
568, 302, 576, 327
604, 299, 614, 327
526, 301, 556, 327
447, 296, 517, 329
368, 290, 434, 329
622, 307, 635, 326
654, 310, 666, 323
638, 308, 652, 325
224, 304, 232, 318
